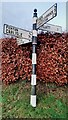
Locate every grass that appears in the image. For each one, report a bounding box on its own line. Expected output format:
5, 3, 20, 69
2, 80, 68, 119
0, 85, 2, 120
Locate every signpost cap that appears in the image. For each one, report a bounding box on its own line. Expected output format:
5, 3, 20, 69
34, 9, 37, 13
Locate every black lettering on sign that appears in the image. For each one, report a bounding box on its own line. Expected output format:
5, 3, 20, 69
44, 17, 48, 22
6, 25, 9, 34
29, 32, 31, 38
44, 26, 50, 29
10, 27, 14, 35
20, 33, 22, 38
15, 29, 19, 36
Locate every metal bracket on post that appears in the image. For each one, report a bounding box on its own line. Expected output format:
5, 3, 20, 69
30, 9, 37, 107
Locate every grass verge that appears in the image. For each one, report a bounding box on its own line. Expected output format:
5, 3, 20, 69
2, 80, 68, 119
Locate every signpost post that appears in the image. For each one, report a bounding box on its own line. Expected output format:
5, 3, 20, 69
30, 4, 57, 107
30, 9, 37, 107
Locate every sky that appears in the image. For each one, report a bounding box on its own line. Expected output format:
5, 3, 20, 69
0, 1, 67, 37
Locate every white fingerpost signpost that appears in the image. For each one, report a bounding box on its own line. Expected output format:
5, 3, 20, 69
3, 3, 61, 108
30, 3, 57, 107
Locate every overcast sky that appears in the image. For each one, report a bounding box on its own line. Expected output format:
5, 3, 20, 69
0, 1, 67, 37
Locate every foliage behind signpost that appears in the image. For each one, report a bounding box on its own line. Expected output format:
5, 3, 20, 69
2, 33, 67, 86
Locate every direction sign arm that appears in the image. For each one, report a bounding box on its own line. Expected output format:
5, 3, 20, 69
37, 3, 57, 29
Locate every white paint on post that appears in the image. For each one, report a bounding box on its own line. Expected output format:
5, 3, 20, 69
33, 30, 37, 37
33, 17, 37, 24
32, 53, 36, 64
31, 95, 36, 107
31, 75, 36, 85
